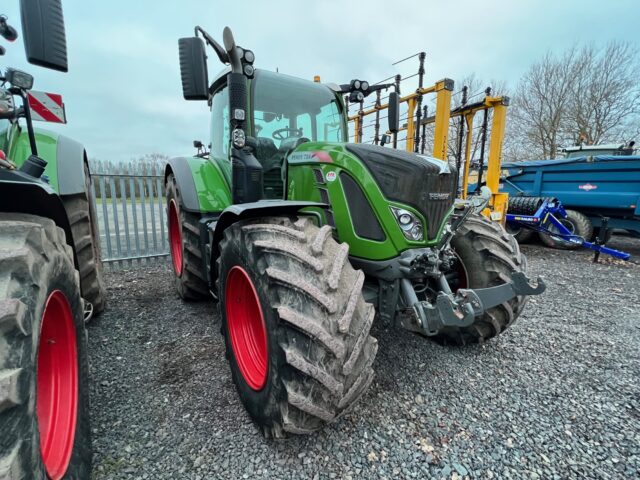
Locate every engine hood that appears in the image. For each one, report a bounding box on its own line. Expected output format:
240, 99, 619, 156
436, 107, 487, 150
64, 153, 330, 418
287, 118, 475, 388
344, 143, 456, 240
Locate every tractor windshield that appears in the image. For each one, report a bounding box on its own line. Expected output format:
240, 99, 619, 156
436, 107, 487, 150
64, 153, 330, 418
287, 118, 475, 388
251, 70, 346, 145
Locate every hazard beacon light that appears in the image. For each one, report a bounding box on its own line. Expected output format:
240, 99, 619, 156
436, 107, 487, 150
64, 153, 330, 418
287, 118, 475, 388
27, 90, 66, 124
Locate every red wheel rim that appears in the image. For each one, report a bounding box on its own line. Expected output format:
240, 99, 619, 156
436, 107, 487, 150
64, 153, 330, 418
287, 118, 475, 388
225, 266, 268, 390
168, 199, 183, 276
37, 290, 78, 480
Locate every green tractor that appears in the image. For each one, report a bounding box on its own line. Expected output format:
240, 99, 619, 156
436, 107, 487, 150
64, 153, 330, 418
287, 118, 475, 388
167, 26, 545, 438
0, 1, 95, 478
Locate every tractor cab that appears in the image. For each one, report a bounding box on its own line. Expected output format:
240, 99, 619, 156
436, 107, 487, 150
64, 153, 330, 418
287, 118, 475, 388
209, 68, 347, 198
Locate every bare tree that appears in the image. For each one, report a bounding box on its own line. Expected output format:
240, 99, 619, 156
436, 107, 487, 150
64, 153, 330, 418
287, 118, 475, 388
568, 42, 640, 145
507, 42, 640, 161
509, 48, 582, 160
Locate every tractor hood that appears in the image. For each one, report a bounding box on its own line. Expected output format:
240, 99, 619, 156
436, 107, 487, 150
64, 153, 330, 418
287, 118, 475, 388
344, 144, 457, 240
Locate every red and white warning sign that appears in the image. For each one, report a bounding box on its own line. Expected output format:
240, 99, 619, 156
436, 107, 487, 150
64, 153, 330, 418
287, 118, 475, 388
27, 91, 67, 124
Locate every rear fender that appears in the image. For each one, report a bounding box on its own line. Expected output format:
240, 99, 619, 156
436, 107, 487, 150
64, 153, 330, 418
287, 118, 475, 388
164, 156, 232, 213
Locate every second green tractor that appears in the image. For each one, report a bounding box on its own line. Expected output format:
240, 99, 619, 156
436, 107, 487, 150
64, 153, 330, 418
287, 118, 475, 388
166, 26, 545, 438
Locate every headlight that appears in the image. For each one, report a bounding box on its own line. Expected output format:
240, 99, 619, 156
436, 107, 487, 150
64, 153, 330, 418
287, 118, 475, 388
390, 206, 424, 241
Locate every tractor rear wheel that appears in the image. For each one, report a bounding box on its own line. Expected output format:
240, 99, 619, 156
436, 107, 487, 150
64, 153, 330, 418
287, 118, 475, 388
539, 209, 593, 250
62, 163, 106, 316
0, 213, 91, 479
165, 173, 209, 300
435, 214, 528, 345
218, 216, 377, 438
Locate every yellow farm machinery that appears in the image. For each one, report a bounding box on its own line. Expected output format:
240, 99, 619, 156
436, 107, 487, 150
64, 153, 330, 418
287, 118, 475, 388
346, 53, 510, 222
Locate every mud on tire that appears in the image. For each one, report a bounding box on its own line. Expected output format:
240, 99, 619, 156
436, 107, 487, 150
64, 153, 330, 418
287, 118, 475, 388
218, 216, 377, 438
436, 214, 528, 346
166, 173, 209, 300
0, 213, 91, 479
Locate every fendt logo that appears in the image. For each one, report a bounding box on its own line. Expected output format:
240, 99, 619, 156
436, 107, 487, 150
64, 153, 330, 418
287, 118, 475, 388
578, 183, 598, 191
428, 192, 451, 200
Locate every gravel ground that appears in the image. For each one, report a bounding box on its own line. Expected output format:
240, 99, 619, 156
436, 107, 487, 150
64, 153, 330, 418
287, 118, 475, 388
88, 234, 640, 480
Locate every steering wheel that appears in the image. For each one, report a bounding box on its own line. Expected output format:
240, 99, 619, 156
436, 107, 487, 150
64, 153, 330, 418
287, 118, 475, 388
272, 127, 302, 140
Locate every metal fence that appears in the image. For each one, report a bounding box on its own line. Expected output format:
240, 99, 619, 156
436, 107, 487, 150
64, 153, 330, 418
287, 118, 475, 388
89, 159, 169, 269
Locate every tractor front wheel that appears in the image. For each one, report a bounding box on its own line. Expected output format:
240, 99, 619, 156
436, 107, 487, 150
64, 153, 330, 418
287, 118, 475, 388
0, 213, 91, 479
218, 217, 377, 438
436, 214, 529, 345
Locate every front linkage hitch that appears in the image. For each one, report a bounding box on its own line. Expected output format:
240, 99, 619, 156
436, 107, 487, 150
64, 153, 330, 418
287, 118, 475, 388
407, 271, 545, 335
398, 203, 546, 336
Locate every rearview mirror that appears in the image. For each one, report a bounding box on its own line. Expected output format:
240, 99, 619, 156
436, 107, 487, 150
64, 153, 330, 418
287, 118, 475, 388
178, 37, 209, 101
388, 91, 399, 134
20, 0, 68, 72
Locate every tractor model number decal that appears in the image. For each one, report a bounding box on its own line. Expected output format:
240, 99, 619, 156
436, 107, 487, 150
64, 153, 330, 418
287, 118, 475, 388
325, 171, 337, 182
288, 151, 333, 164
27, 91, 67, 124
578, 183, 597, 191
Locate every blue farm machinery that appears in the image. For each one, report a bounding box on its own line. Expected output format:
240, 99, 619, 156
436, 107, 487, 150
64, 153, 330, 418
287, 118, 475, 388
500, 144, 638, 260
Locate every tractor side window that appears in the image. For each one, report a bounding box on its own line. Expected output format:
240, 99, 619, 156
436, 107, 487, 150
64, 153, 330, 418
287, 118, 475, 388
296, 113, 312, 140
317, 101, 343, 142
210, 86, 230, 161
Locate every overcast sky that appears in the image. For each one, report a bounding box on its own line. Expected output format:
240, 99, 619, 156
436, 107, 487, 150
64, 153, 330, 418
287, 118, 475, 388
2, 0, 638, 161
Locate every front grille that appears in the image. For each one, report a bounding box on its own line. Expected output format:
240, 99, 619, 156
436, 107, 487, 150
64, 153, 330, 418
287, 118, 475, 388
345, 144, 455, 240
419, 171, 456, 239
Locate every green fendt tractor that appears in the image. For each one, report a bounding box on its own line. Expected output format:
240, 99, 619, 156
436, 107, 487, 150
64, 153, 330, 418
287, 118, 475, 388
0, 1, 94, 478
167, 26, 545, 438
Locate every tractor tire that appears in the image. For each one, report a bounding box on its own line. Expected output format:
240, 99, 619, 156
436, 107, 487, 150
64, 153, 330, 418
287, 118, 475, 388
435, 214, 528, 346
217, 216, 377, 438
539, 209, 593, 250
61, 164, 106, 316
165, 173, 209, 300
0, 213, 91, 479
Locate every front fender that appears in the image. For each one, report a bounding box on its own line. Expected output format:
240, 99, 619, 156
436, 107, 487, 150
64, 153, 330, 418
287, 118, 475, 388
208, 200, 325, 295
165, 156, 232, 213
0, 169, 76, 267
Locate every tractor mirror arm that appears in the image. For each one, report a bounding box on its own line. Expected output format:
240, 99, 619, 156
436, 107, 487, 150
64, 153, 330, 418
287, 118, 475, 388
223, 26, 242, 73
338, 81, 393, 94
194, 26, 229, 65
339, 80, 394, 104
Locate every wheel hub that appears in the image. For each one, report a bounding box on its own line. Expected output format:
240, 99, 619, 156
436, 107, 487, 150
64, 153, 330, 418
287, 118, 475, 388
225, 266, 268, 391
37, 290, 78, 480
